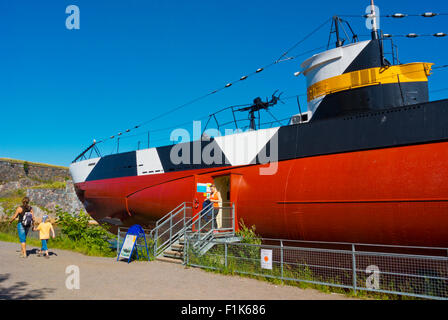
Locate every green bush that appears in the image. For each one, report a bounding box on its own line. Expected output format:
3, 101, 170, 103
55, 207, 115, 255
0, 221, 18, 235
232, 219, 262, 260
236, 219, 262, 245
23, 161, 30, 175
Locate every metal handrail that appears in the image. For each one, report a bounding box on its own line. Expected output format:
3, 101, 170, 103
151, 201, 236, 258
152, 202, 193, 256
155, 216, 194, 255
155, 220, 193, 256
184, 202, 235, 255
153, 207, 184, 233
149, 202, 191, 239
155, 202, 191, 228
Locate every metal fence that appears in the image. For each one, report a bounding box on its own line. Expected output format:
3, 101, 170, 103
115, 216, 448, 300
185, 238, 448, 300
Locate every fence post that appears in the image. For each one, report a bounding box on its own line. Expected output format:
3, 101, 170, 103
170, 214, 172, 247
280, 240, 284, 284
117, 227, 120, 257
232, 202, 235, 235
186, 235, 189, 266
225, 242, 228, 268
183, 202, 186, 227
183, 204, 187, 266
352, 244, 357, 294
154, 228, 158, 257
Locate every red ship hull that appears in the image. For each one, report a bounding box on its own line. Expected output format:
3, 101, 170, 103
75, 141, 448, 247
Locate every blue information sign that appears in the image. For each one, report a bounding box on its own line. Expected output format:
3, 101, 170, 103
117, 225, 150, 263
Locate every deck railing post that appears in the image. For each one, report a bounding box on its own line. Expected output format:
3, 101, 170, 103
199, 208, 201, 234
212, 207, 215, 230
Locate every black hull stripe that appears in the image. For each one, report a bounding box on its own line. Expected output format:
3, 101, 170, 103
87, 151, 137, 182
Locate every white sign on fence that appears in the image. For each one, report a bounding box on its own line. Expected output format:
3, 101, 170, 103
261, 249, 272, 270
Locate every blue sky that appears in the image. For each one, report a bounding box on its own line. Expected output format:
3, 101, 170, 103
1, 0, 447, 166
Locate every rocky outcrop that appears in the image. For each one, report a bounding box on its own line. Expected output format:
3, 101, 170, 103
0, 179, 41, 197
26, 181, 83, 215
0, 158, 84, 220
0, 206, 5, 220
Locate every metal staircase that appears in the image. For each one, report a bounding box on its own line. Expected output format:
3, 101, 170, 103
149, 201, 240, 264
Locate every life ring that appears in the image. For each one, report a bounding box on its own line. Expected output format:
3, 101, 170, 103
194, 198, 200, 209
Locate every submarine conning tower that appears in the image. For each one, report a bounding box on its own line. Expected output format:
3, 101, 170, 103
301, 39, 434, 122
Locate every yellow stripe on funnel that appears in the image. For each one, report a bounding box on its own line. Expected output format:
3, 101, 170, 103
307, 62, 433, 102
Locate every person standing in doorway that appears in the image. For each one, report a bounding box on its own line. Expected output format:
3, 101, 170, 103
9, 197, 35, 258
209, 185, 222, 229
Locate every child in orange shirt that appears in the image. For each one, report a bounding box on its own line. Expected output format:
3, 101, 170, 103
33, 215, 55, 258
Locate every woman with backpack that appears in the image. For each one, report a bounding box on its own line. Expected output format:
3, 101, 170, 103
8, 197, 35, 258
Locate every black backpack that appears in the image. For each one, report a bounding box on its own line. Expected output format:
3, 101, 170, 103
22, 210, 33, 228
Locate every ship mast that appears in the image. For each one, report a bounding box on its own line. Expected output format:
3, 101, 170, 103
368, 0, 386, 65
370, 0, 379, 40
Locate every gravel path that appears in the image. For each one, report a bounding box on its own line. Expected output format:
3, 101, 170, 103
0, 241, 353, 300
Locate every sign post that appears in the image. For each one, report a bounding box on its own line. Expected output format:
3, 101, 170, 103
117, 225, 150, 263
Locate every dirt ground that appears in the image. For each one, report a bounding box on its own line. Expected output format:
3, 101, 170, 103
0, 241, 354, 300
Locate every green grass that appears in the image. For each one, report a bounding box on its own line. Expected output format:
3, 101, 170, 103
0, 158, 68, 170
29, 181, 66, 189
0, 232, 116, 257
0, 221, 116, 258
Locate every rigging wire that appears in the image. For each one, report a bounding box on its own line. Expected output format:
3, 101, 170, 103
87, 65, 448, 160
109, 64, 448, 136
382, 33, 447, 38
76, 14, 448, 162
356, 33, 447, 38
104, 65, 448, 144
94, 18, 333, 145
275, 18, 332, 63
339, 12, 448, 18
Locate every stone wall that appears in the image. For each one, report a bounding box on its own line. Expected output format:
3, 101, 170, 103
0, 159, 84, 220
26, 181, 84, 217
0, 159, 69, 183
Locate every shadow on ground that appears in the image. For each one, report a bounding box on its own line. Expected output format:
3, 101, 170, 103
0, 274, 55, 300
26, 249, 58, 257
